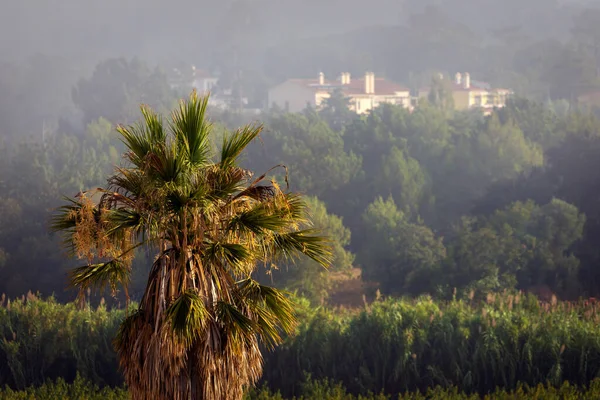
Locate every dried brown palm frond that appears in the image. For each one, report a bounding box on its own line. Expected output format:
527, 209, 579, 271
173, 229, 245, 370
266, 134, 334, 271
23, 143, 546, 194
53, 91, 332, 400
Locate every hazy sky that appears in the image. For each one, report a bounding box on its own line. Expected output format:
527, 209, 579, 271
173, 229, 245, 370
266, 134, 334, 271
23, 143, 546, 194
0, 0, 594, 67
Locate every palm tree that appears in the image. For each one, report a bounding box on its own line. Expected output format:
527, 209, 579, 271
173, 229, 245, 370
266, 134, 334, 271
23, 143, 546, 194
52, 91, 331, 399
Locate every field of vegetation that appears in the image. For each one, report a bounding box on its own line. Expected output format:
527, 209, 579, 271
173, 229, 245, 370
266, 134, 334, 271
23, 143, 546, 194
3, 293, 600, 398
5, 376, 600, 399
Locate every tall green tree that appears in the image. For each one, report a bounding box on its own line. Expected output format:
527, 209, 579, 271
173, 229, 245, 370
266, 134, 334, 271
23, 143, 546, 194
444, 199, 585, 296
375, 146, 430, 215
319, 88, 357, 132
359, 196, 446, 295
52, 92, 331, 399
247, 112, 361, 197
426, 74, 455, 112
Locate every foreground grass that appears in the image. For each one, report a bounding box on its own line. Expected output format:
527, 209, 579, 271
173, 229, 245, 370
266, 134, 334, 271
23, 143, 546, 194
3, 292, 600, 397
4, 377, 600, 399
0, 376, 127, 400
264, 293, 600, 396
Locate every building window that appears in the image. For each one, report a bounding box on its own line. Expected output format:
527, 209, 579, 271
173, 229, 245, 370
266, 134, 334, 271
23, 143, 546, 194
356, 100, 361, 111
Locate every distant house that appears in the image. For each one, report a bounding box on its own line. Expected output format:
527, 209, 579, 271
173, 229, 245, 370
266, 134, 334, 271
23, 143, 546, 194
577, 90, 600, 108
268, 72, 412, 114
191, 67, 218, 94
418, 72, 512, 115
169, 65, 218, 95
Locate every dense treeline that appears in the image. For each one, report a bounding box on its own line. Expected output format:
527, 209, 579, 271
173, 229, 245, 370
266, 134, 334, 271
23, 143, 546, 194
4, 93, 600, 303
3, 41, 600, 305
236, 97, 600, 302
3, 294, 600, 397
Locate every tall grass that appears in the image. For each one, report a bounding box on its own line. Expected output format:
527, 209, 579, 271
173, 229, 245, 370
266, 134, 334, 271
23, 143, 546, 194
2, 292, 600, 397
5, 377, 600, 399
0, 292, 125, 389
263, 292, 600, 397
0, 375, 128, 400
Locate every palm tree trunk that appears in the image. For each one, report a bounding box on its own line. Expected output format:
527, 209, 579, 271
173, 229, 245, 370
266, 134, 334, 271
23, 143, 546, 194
156, 241, 168, 333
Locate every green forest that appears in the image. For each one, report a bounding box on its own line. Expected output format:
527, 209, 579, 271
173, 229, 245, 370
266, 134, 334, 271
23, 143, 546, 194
5, 0, 600, 398
3, 89, 600, 305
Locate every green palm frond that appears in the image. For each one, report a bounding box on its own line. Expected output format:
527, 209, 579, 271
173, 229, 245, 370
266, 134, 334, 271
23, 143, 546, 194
170, 91, 211, 166
117, 123, 156, 167
253, 284, 295, 330
165, 290, 210, 344
205, 165, 249, 201
104, 208, 143, 234
50, 198, 81, 232
140, 105, 166, 144
69, 259, 130, 297
186, 176, 211, 205
165, 184, 192, 212
228, 205, 290, 235
204, 242, 253, 273
238, 279, 296, 338
144, 140, 183, 184
108, 167, 146, 198
220, 124, 263, 169
270, 230, 333, 268
248, 301, 284, 349
221, 243, 253, 266
278, 193, 311, 224
216, 301, 256, 342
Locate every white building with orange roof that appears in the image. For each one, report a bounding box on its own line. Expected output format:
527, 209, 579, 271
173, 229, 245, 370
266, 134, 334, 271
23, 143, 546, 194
268, 72, 412, 114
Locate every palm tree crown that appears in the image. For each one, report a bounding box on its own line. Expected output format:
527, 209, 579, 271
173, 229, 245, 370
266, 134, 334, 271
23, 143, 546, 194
53, 91, 331, 399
